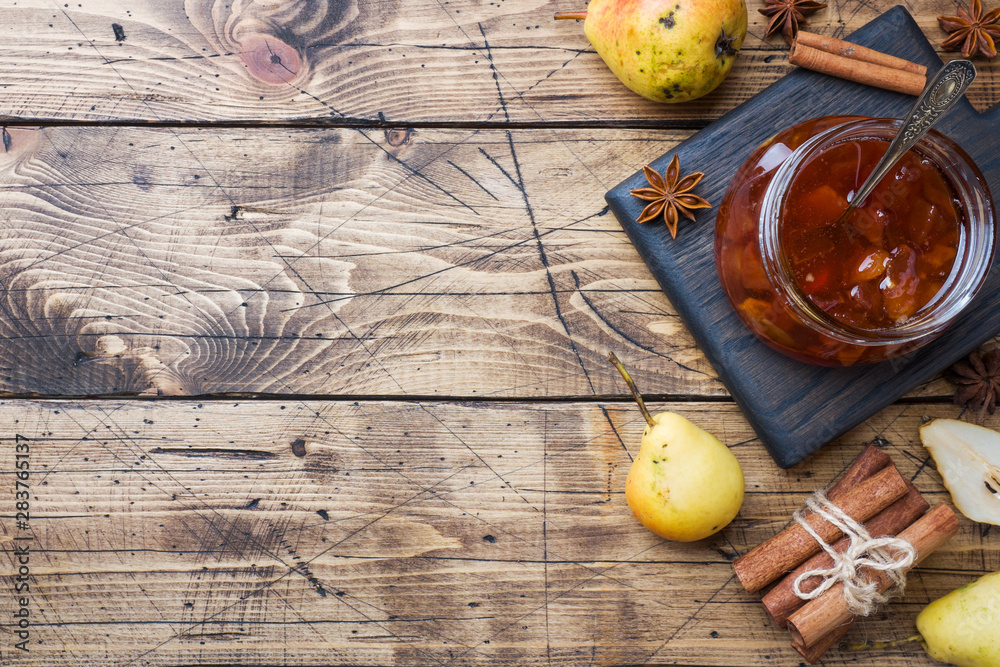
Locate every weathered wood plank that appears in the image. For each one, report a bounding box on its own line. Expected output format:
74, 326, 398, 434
0, 124, 978, 400
0, 124, 723, 398
0, 0, 996, 125
0, 398, 996, 665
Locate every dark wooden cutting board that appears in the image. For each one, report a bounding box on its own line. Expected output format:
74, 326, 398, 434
605, 6, 1000, 468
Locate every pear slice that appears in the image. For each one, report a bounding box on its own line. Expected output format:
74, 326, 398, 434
919, 419, 1000, 526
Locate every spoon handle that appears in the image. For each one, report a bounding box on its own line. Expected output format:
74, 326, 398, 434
849, 59, 976, 208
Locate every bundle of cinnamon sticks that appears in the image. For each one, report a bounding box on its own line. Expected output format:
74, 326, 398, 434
789, 32, 928, 96
733, 444, 959, 663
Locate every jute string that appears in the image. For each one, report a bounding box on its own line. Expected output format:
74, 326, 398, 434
791, 491, 916, 616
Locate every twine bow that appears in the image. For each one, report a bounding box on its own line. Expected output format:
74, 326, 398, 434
791, 491, 916, 616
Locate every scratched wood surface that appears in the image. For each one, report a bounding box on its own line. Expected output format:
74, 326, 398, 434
0, 124, 725, 398
0, 123, 975, 399
0, 0, 998, 125
0, 0, 998, 666
1, 399, 998, 666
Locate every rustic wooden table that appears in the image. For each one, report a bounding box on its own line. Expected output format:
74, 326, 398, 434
0, 1, 997, 665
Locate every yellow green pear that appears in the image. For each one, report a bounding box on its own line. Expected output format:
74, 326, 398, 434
609, 352, 744, 541
916, 570, 1000, 666
556, 0, 747, 103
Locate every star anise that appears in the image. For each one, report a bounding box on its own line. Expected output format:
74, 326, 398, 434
759, 0, 828, 42
950, 348, 1000, 420
938, 0, 1000, 58
630, 155, 712, 239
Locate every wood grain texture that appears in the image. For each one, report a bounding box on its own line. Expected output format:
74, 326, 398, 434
0, 124, 730, 398
1, 398, 998, 666
0, 3, 995, 667
0, 123, 981, 400
0, 0, 997, 126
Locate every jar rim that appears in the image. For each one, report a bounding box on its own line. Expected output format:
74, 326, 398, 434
758, 118, 996, 346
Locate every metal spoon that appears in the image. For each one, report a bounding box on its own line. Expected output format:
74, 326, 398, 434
839, 59, 976, 220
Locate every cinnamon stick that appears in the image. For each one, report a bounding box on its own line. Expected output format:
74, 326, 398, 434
794, 32, 927, 76
762, 483, 929, 627
734, 463, 908, 593
791, 621, 853, 664
734, 444, 886, 595
786, 503, 960, 650
789, 42, 926, 96
826, 444, 890, 501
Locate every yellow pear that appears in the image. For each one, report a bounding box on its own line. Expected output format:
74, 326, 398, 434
609, 353, 744, 541
555, 0, 747, 103
916, 570, 1000, 666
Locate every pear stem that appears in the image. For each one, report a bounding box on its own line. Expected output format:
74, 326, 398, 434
839, 635, 923, 652
607, 352, 655, 428
554, 11, 588, 20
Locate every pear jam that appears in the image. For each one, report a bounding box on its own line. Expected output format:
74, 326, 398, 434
715, 116, 993, 366
780, 134, 961, 330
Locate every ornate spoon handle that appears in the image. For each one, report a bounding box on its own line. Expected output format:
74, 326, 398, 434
848, 59, 976, 208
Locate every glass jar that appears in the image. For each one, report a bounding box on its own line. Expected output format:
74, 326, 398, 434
715, 116, 996, 366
